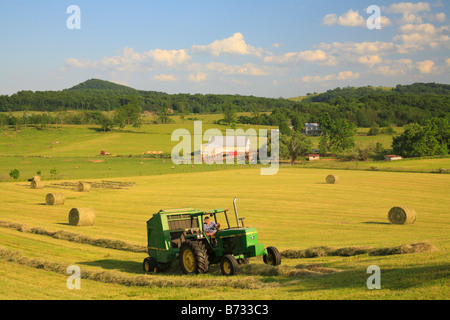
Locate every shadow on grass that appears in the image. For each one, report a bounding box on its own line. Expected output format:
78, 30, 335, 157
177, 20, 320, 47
87, 127, 146, 134
80, 259, 224, 276
362, 221, 391, 225
79, 259, 144, 274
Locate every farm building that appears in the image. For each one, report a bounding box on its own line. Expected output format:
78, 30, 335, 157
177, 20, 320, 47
201, 136, 251, 158
305, 123, 321, 136
384, 155, 403, 161
308, 153, 320, 161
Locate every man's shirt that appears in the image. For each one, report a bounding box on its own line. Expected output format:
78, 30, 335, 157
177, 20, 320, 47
203, 221, 217, 234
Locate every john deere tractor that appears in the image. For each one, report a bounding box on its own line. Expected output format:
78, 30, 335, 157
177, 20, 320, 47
143, 198, 281, 276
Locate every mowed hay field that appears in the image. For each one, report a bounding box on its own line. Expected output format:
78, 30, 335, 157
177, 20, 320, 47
0, 167, 449, 299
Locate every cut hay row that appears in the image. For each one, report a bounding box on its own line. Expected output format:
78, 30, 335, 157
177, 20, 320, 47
238, 263, 341, 277
157, 258, 339, 278
50, 180, 136, 190
281, 242, 436, 259
0, 247, 266, 289
0, 220, 147, 253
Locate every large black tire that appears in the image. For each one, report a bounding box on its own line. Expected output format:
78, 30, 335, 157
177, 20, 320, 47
220, 254, 239, 276
263, 246, 281, 266
143, 257, 160, 273
180, 241, 210, 274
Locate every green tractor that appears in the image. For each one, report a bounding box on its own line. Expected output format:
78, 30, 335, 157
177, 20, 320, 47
143, 198, 281, 276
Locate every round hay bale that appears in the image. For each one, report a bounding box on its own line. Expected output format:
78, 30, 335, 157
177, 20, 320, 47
30, 180, 44, 189
326, 174, 339, 184
388, 206, 416, 225
77, 181, 91, 192
45, 193, 65, 205
69, 208, 96, 226
32, 175, 41, 182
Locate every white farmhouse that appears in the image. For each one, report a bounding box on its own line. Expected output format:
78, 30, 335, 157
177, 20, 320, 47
305, 123, 321, 136
202, 136, 251, 158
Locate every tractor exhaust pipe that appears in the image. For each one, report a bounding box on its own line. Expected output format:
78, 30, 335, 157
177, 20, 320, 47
233, 197, 241, 228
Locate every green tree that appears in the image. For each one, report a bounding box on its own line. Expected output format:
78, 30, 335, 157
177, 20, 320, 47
9, 115, 22, 132
426, 117, 450, 151
114, 106, 129, 131
319, 113, 356, 154
368, 123, 380, 136
179, 102, 186, 124
393, 120, 449, 157
9, 169, 20, 180
98, 113, 115, 132
281, 131, 312, 164
56, 107, 67, 130
222, 100, 236, 126
50, 168, 60, 178
0, 114, 7, 133
158, 101, 170, 124
278, 119, 291, 136
290, 113, 304, 133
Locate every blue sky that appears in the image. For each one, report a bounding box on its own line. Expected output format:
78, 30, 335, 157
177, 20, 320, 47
0, 0, 449, 97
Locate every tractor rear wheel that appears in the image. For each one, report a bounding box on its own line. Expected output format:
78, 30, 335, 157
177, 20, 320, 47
263, 246, 281, 266
180, 241, 210, 274
220, 255, 239, 276
143, 257, 160, 273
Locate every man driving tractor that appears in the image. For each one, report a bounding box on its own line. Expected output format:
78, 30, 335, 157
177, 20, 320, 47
203, 216, 220, 237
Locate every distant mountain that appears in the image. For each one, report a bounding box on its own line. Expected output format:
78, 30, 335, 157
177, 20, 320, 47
65, 79, 137, 92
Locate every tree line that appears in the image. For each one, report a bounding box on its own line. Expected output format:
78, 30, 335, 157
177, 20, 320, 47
0, 103, 143, 133
1, 80, 449, 129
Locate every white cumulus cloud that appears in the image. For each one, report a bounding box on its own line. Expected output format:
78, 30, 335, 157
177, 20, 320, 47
416, 59, 436, 73
302, 71, 359, 83
191, 33, 265, 57
188, 73, 207, 82
322, 9, 365, 27
264, 49, 335, 66
383, 2, 431, 14
153, 74, 177, 82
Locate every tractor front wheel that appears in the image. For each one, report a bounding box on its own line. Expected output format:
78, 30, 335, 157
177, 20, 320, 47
220, 255, 239, 276
263, 246, 281, 266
